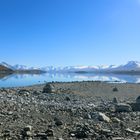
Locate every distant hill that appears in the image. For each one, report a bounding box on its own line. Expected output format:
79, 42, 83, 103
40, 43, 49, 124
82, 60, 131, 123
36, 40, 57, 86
0, 65, 13, 73
41, 61, 140, 74
1, 61, 140, 75
14, 69, 46, 74
0, 62, 45, 74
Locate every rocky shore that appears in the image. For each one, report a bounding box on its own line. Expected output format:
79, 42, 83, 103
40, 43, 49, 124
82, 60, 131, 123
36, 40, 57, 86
0, 81, 140, 140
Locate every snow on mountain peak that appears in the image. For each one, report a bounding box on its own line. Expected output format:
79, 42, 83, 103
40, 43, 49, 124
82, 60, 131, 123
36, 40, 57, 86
1, 61, 140, 72
0, 62, 14, 69
125, 61, 140, 67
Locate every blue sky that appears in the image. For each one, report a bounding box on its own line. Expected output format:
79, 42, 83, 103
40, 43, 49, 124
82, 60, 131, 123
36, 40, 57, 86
0, 0, 140, 67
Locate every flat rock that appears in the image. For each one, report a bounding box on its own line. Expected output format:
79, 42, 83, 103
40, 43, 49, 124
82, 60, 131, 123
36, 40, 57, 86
125, 128, 140, 135
115, 103, 132, 112
112, 137, 125, 140
98, 112, 111, 123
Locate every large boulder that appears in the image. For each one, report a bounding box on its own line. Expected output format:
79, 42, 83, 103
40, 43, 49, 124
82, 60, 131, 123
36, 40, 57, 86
112, 87, 118, 92
69, 125, 90, 139
129, 103, 140, 111
129, 96, 140, 111
43, 83, 55, 93
115, 103, 132, 112
136, 96, 140, 103
112, 97, 118, 104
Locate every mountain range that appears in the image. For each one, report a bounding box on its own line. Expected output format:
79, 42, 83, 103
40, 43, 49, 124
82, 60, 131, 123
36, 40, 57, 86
1, 61, 140, 74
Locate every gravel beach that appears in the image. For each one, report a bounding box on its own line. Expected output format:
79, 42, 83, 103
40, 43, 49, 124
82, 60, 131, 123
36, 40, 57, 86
0, 81, 140, 140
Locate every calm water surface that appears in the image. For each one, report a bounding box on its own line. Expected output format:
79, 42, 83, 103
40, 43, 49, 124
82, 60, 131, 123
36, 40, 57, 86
0, 73, 140, 87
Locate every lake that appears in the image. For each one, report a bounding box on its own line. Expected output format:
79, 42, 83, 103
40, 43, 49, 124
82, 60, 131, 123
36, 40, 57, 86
0, 72, 140, 87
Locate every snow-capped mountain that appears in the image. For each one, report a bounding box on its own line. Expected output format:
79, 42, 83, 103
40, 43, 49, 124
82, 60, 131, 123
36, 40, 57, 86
0, 62, 14, 70
13, 64, 40, 70
0, 62, 40, 70
41, 65, 99, 72
114, 61, 140, 71
13, 64, 29, 70
1, 61, 140, 73
41, 61, 140, 73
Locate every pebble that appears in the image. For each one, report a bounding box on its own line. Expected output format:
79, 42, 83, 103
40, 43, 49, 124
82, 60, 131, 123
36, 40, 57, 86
45, 129, 54, 137
24, 125, 32, 132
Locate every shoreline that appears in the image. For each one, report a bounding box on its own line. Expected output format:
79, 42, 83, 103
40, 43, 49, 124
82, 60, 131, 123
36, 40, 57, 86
3, 81, 140, 99
0, 81, 140, 139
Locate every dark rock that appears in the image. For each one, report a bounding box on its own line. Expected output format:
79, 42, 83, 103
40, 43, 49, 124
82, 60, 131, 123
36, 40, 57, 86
84, 113, 92, 119
70, 124, 90, 139
43, 83, 55, 93
3, 130, 11, 137
70, 130, 89, 139
55, 120, 63, 126
136, 96, 140, 103
35, 133, 48, 139
54, 118, 63, 126
65, 96, 70, 101
113, 97, 118, 104
24, 125, 32, 132
0, 88, 8, 94
21, 125, 32, 138
115, 103, 132, 112
33, 91, 40, 95
75, 130, 89, 138
96, 134, 108, 140
18, 89, 30, 95
130, 103, 140, 111
113, 87, 118, 92
45, 129, 53, 137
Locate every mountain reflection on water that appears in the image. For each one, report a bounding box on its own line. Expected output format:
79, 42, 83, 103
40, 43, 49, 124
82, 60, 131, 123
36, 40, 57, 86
0, 73, 140, 87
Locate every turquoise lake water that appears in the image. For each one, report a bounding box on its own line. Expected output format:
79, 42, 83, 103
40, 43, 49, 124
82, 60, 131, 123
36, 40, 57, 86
0, 73, 140, 87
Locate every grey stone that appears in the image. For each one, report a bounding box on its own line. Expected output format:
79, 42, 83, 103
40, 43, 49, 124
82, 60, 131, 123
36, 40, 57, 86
125, 128, 140, 135
18, 89, 30, 95
3, 130, 11, 137
54, 118, 63, 126
45, 129, 53, 137
43, 83, 55, 93
84, 114, 92, 119
130, 103, 140, 111
57, 138, 64, 140
36, 133, 48, 139
115, 103, 132, 112
113, 87, 118, 92
24, 125, 32, 132
113, 97, 118, 104
75, 130, 89, 139
136, 96, 140, 103
65, 96, 70, 101
98, 112, 111, 123
112, 137, 125, 140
